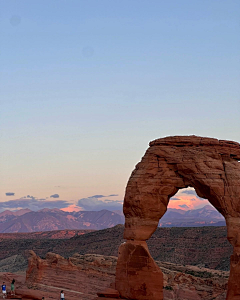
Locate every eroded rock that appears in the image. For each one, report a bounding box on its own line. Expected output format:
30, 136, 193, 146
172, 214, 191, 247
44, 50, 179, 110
25, 251, 228, 299
116, 241, 163, 299
115, 135, 240, 300
26, 251, 117, 299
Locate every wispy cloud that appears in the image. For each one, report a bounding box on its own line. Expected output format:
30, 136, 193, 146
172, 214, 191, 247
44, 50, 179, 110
77, 195, 122, 211
50, 194, 60, 198
5, 192, 15, 196
90, 194, 118, 199
169, 188, 209, 210
180, 189, 196, 195
170, 197, 180, 201
0, 197, 71, 212
179, 204, 189, 208
180, 189, 205, 200
0, 193, 121, 213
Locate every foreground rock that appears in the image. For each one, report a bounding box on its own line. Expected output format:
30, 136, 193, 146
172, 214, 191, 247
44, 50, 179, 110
25, 251, 228, 300
26, 251, 117, 300
117, 135, 240, 300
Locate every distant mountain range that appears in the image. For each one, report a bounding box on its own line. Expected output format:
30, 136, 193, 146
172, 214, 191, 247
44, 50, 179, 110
0, 209, 124, 233
0, 205, 225, 233
0, 209, 32, 223
159, 205, 225, 227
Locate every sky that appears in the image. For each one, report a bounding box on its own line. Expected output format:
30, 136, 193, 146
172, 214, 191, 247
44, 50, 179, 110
0, 1, 239, 212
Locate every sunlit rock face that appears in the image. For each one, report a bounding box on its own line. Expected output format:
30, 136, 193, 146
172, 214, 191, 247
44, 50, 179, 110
115, 240, 163, 300
25, 250, 229, 300
26, 250, 118, 299
116, 135, 240, 300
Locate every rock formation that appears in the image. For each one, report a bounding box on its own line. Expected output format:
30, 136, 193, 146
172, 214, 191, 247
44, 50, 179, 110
116, 241, 163, 299
26, 250, 117, 300
114, 136, 240, 300
24, 251, 229, 300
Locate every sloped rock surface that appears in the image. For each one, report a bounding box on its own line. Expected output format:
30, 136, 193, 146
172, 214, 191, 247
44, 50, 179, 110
0, 255, 27, 272
25, 251, 228, 300
26, 251, 117, 300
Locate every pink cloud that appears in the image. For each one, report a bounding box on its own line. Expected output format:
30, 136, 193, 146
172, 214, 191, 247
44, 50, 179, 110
168, 194, 209, 210
61, 205, 83, 213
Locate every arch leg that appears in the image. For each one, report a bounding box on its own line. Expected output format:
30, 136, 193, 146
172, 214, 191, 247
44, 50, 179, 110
226, 218, 240, 300
115, 240, 163, 300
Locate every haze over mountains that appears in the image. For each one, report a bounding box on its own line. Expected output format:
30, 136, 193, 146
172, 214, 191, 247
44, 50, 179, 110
0, 205, 225, 233
160, 205, 225, 227
0, 209, 124, 233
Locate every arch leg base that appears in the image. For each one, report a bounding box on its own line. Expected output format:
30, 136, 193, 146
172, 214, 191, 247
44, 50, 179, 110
115, 241, 163, 300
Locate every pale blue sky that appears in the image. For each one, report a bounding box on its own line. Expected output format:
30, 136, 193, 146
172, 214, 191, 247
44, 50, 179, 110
1, 0, 240, 206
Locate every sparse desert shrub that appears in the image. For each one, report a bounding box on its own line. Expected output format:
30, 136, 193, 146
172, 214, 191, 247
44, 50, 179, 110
185, 270, 214, 278
164, 285, 173, 290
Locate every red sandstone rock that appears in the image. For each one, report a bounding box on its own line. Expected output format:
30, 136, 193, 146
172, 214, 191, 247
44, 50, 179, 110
115, 136, 240, 300
95, 298, 128, 300
21, 250, 228, 300
15, 289, 42, 300
26, 251, 117, 300
115, 241, 163, 300
95, 298, 126, 300
226, 218, 240, 300
97, 288, 120, 298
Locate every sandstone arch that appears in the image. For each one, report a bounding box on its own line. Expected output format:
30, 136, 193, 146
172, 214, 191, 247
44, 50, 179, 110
115, 136, 240, 300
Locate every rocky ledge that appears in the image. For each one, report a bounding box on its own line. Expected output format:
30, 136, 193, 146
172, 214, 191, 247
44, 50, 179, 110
25, 251, 228, 300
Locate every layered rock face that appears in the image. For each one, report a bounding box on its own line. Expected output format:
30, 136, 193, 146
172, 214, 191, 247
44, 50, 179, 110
115, 136, 240, 300
24, 251, 228, 300
26, 251, 117, 300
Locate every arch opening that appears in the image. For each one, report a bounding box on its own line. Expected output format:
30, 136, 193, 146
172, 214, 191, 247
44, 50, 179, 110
159, 187, 225, 228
